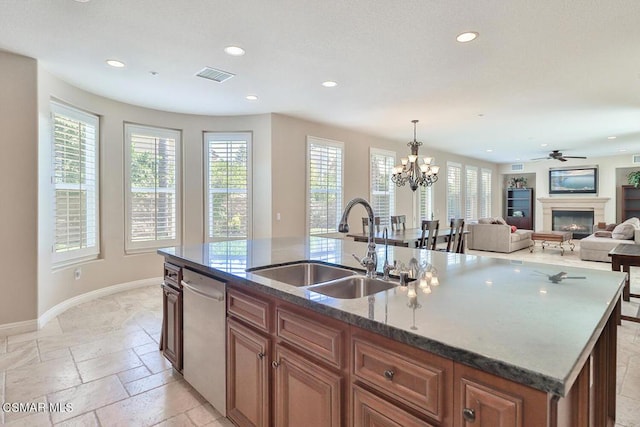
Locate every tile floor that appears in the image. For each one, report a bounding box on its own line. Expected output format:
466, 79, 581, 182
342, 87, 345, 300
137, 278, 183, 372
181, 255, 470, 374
0, 242, 638, 426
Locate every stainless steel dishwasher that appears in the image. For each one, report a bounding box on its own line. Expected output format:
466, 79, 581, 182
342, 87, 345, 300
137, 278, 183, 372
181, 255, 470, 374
182, 268, 226, 416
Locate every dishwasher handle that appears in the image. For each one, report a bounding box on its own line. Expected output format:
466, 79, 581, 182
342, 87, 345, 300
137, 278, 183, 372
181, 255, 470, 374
181, 280, 225, 302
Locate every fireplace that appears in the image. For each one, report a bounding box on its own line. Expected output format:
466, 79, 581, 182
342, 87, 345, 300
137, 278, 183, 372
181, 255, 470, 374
552, 210, 594, 239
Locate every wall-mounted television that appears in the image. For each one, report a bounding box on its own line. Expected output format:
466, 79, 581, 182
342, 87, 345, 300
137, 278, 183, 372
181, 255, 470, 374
549, 167, 598, 194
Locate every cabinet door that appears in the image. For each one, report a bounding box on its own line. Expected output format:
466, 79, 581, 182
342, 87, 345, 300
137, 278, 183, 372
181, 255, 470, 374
352, 384, 435, 427
227, 319, 270, 427
458, 378, 522, 427
273, 345, 343, 427
161, 284, 182, 370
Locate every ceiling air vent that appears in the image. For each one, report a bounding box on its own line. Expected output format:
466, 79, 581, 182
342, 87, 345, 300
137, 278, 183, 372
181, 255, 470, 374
632, 154, 640, 164
195, 67, 235, 83
510, 163, 524, 172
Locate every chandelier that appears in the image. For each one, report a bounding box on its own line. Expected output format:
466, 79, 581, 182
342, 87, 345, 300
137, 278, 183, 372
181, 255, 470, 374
391, 120, 439, 191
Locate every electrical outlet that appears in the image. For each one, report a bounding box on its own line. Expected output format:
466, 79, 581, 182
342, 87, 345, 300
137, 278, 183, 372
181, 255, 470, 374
74, 268, 81, 280
277, 212, 281, 221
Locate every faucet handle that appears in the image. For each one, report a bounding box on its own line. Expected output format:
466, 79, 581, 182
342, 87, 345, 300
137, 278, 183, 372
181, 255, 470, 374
352, 253, 365, 267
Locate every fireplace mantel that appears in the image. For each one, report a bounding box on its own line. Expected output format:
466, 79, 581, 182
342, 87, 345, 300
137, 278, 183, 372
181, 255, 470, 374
537, 197, 610, 231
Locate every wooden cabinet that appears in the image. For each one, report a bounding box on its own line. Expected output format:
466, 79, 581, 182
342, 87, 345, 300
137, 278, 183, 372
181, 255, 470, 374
621, 185, 640, 221
505, 188, 534, 230
161, 262, 183, 371
352, 384, 435, 427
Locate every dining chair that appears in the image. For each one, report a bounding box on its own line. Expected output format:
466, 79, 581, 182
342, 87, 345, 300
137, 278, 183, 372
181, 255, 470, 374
445, 218, 465, 253
390, 215, 406, 232
418, 220, 439, 250
361, 217, 381, 234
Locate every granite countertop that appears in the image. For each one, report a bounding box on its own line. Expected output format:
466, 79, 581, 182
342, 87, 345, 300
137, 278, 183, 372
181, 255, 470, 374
159, 236, 624, 397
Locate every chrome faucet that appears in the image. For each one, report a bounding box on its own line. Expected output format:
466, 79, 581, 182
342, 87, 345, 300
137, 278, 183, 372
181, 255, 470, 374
338, 197, 378, 278
382, 227, 394, 281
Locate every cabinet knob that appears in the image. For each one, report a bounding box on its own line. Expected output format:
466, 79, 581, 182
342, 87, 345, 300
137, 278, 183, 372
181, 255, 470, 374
383, 369, 395, 380
272, 360, 280, 368
462, 408, 476, 422
257, 352, 265, 360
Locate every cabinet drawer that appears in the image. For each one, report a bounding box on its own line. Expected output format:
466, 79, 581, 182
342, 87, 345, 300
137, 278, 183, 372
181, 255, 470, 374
227, 288, 271, 333
352, 334, 450, 422
276, 307, 343, 369
352, 384, 435, 427
164, 262, 182, 287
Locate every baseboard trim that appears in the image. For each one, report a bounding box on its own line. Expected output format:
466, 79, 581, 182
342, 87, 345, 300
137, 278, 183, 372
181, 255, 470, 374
0, 319, 39, 337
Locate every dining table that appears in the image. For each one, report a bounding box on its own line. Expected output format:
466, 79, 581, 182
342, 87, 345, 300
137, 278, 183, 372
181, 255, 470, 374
346, 227, 468, 251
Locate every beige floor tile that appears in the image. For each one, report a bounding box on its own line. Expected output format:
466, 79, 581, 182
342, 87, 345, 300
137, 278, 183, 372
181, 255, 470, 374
118, 365, 153, 384
7, 319, 63, 346
2, 395, 50, 425
7, 339, 38, 353
95, 380, 202, 426
76, 349, 143, 383
5, 355, 80, 402
617, 394, 640, 427
48, 375, 128, 423
140, 350, 172, 374
134, 342, 161, 357
124, 368, 179, 396
4, 411, 52, 426
202, 417, 234, 427
0, 335, 7, 354
37, 326, 118, 355
187, 403, 223, 426
0, 344, 39, 371
154, 413, 196, 426
70, 329, 154, 362
53, 411, 99, 426
40, 347, 72, 363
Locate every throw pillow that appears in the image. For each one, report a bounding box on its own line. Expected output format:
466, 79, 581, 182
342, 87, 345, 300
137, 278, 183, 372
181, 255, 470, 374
623, 217, 640, 228
510, 225, 517, 233
605, 223, 617, 231
594, 231, 613, 238
597, 222, 607, 229
478, 217, 494, 224
612, 223, 635, 240
495, 217, 508, 225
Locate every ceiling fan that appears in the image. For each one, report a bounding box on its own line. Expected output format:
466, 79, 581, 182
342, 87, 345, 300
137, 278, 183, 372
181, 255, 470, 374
532, 150, 587, 162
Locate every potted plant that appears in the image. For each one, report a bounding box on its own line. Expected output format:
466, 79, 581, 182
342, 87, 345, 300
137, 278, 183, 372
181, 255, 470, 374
628, 171, 640, 188
513, 176, 527, 188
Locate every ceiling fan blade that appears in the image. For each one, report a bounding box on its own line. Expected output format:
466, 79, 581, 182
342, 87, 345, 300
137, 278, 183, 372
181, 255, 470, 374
531, 156, 551, 160
558, 157, 568, 162
562, 156, 587, 159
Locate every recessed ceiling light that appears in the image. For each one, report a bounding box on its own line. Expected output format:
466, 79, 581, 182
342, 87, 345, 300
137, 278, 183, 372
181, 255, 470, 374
322, 81, 338, 88
149, 71, 159, 76
74, 0, 90, 2
486, 149, 493, 152
608, 136, 617, 140
541, 143, 548, 147
477, 113, 484, 117
456, 32, 478, 43
246, 95, 258, 101
106, 59, 125, 68
515, 158, 521, 161
224, 46, 245, 56
619, 148, 627, 152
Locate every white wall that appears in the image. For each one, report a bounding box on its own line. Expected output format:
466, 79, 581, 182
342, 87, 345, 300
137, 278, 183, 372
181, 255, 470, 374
499, 154, 640, 229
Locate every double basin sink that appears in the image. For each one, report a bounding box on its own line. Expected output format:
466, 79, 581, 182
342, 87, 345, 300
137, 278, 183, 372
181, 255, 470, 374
247, 262, 397, 299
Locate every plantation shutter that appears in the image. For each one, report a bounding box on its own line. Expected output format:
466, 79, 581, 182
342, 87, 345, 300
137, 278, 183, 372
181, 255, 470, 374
465, 166, 478, 221
480, 168, 492, 218
307, 137, 344, 235
447, 162, 462, 221
419, 186, 433, 222
370, 149, 395, 228
52, 102, 99, 264
125, 124, 181, 252
205, 132, 251, 241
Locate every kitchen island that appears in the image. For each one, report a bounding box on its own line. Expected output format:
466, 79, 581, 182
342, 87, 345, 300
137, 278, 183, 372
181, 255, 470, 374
159, 236, 624, 426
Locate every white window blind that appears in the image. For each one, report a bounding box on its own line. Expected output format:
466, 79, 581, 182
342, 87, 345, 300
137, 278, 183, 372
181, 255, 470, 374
480, 168, 492, 218
465, 166, 478, 221
205, 132, 251, 241
419, 186, 434, 223
446, 162, 462, 221
370, 149, 395, 228
51, 103, 100, 264
125, 124, 181, 252
307, 137, 344, 235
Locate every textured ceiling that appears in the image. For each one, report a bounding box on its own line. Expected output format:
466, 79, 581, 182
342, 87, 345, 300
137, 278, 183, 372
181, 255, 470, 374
1, 0, 639, 163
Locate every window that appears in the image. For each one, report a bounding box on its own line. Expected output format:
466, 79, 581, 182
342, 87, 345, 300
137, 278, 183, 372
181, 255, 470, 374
51, 103, 100, 264
419, 186, 433, 223
204, 132, 251, 241
125, 124, 181, 252
307, 137, 344, 235
480, 168, 492, 218
370, 149, 395, 228
446, 162, 462, 220
465, 166, 478, 221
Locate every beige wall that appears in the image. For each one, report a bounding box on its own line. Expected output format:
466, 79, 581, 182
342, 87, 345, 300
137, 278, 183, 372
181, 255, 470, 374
0, 51, 38, 325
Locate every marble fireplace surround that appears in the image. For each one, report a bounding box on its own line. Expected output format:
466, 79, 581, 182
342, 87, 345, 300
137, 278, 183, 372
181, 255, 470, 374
537, 197, 610, 231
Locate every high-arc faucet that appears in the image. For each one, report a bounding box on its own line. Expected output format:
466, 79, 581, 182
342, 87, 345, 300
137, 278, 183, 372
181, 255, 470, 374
338, 197, 378, 278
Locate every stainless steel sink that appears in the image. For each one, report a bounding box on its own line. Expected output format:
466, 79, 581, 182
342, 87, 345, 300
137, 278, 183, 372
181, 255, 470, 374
248, 262, 357, 287
308, 276, 396, 299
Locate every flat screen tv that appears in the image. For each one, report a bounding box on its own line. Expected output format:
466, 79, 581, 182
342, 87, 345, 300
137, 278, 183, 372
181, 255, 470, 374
549, 167, 598, 194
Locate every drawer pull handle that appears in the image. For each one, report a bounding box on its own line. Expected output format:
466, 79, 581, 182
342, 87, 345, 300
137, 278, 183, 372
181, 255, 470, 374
462, 408, 476, 422
257, 352, 265, 360
383, 369, 395, 380
272, 360, 280, 368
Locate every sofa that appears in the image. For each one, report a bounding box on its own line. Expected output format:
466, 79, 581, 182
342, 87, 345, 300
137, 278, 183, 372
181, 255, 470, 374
468, 217, 533, 253
579, 217, 640, 262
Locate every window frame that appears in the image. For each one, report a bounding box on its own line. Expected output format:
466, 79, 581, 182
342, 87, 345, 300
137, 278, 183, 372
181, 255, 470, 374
306, 136, 344, 235
369, 148, 396, 229
124, 123, 182, 253
51, 102, 100, 266
203, 131, 253, 242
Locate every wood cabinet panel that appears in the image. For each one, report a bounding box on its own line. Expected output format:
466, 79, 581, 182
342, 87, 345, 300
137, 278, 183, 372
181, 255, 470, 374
276, 306, 343, 369
352, 330, 452, 423
227, 318, 270, 427
161, 283, 182, 371
274, 345, 342, 427
352, 384, 435, 427
228, 288, 271, 333
163, 262, 182, 287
